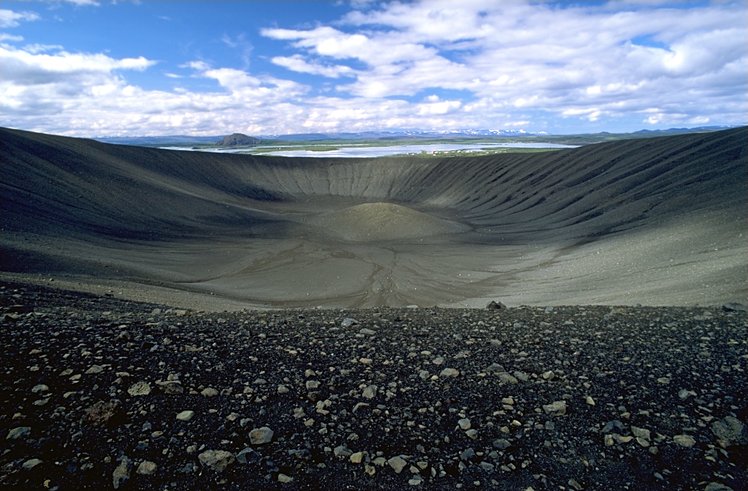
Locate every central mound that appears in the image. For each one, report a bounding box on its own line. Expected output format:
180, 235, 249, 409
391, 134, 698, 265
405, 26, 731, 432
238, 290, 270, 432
308, 202, 470, 241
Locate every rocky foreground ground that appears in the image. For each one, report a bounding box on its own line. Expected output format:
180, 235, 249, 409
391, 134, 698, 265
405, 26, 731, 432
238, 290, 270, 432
1, 281, 746, 490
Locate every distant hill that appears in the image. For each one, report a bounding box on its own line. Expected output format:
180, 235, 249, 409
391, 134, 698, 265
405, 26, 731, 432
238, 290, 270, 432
217, 133, 260, 147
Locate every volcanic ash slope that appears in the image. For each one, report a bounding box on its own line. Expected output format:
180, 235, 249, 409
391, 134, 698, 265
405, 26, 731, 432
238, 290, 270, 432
0, 127, 746, 308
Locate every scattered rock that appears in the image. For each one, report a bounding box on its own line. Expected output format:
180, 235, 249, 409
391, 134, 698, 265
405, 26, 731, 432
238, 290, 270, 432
127, 381, 151, 396
362, 384, 378, 399
22, 458, 42, 470
6, 426, 31, 440
85, 400, 125, 426
236, 447, 261, 465
198, 450, 235, 472
200, 387, 219, 397
711, 416, 748, 446
341, 318, 358, 327
249, 426, 274, 445
704, 483, 734, 491
136, 460, 157, 475
112, 457, 131, 489
31, 384, 49, 394
388, 456, 408, 474
176, 410, 195, 422
85, 364, 104, 374
673, 434, 696, 447
440, 368, 460, 378
543, 400, 567, 416
486, 300, 507, 310
334, 445, 352, 458
493, 438, 511, 450
498, 372, 519, 384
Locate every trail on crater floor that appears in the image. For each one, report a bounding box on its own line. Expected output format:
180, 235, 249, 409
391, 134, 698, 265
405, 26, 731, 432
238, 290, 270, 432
1, 127, 746, 308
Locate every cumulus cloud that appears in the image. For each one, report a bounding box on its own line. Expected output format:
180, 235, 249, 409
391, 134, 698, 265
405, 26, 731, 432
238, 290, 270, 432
0, 9, 39, 28
260, 0, 747, 130
271, 54, 355, 78
1, 1, 746, 135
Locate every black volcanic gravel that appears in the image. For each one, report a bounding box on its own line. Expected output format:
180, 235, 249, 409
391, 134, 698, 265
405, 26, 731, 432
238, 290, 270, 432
1, 282, 746, 490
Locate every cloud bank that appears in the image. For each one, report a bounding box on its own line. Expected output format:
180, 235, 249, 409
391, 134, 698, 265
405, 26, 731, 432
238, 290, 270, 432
0, 0, 745, 136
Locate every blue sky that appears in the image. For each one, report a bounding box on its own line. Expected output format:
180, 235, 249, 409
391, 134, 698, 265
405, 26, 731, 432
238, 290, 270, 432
0, 0, 746, 136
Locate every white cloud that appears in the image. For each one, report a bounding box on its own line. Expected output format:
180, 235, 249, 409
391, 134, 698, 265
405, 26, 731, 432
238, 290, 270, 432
1, 1, 746, 135
0, 9, 39, 28
64, 0, 100, 5
0, 33, 24, 42
271, 54, 355, 78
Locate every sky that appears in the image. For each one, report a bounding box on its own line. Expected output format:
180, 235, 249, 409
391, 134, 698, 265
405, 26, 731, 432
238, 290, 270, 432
0, 0, 746, 137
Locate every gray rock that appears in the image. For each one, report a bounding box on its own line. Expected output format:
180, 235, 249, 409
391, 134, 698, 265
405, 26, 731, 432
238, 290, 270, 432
542, 400, 567, 416
460, 447, 476, 461
711, 416, 748, 446
704, 483, 734, 491
236, 447, 261, 465
86, 364, 104, 374
440, 368, 460, 378
334, 445, 352, 457
631, 426, 651, 441
350, 451, 365, 464
359, 328, 376, 336
198, 450, 235, 472
513, 371, 529, 382
362, 384, 378, 399
388, 455, 408, 473
602, 420, 625, 433
6, 426, 31, 440
673, 434, 696, 447
31, 384, 49, 394
493, 438, 511, 450
176, 410, 195, 422
201, 387, 219, 397
678, 389, 696, 400
127, 381, 151, 396
136, 460, 157, 475
458, 418, 471, 430
22, 458, 42, 470
278, 473, 294, 483
112, 457, 131, 489
157, 381, 184, 394
498, 372, 519, 384
486, 301, 507, 310
341, 317, 358, 327
249, 426, 274, 445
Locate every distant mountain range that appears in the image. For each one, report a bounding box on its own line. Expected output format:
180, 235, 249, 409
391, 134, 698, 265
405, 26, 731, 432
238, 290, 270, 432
94, 126, 732, 147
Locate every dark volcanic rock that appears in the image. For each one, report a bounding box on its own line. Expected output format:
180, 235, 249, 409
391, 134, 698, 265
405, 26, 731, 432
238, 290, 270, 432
216, 133, 259, 147
0, 281, 746, 490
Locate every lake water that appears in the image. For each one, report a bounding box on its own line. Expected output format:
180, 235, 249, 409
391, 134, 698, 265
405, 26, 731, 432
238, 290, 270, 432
163, 142, 577, 158
261, 142, 577, 158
